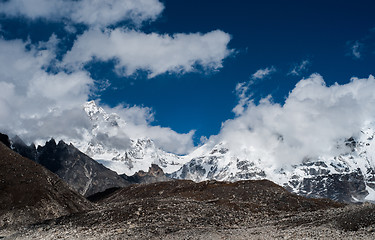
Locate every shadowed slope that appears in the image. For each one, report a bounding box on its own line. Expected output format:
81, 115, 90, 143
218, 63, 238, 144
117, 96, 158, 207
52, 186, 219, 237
12, 138, 130, 197
0, 141, 92, 228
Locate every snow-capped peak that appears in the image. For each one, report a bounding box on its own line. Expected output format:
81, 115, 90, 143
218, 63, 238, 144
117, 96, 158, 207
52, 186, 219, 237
64, 101, 189, 176
83, 100, 106, 119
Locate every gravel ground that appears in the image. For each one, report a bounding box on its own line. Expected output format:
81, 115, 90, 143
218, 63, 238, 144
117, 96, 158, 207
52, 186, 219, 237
2, 180, 375, 239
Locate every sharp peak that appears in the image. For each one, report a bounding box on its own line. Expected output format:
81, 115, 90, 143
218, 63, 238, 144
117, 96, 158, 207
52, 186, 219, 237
84, 100, 99, 109
83, 100, 107, 116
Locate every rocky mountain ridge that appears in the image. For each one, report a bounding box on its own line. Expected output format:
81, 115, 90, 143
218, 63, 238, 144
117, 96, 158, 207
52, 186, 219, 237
11, 134, 173, 198
11, 137, 131, 197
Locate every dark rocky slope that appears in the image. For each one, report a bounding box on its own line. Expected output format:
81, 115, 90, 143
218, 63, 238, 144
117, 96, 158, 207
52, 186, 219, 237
12, 138, 130, 197
0, 141, 92, 228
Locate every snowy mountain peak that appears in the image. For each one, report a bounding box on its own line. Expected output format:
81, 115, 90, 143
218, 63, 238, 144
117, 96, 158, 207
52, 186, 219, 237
83, 100, 122, 127
62, 101, 189, 176
83, 100, 106, 119
171, 127, 375, 203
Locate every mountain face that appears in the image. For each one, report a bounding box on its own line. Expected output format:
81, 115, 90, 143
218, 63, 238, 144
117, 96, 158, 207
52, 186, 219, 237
0, 140, 92, 227
171, 128, 375, 203
65, 101, 188, 176
11, 137, 130, 197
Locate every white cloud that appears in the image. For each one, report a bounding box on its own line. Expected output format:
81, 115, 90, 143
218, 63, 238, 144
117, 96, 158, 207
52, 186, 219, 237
98, 104, 195, 154
232, 82, 252, 116
218, 74, 375, 168
0, 0, 164, 27
0, 37, 195, 154
251, 66, 276, 80
63, 28, 233, 78
288, 59, 310, 76
0, 37, 93, 140
0, 0, 231, 155
233, 66, 276, 116
347, 40, 362, 59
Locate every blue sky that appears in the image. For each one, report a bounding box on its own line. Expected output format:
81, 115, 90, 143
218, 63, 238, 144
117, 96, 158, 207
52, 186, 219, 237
0, 0, 375, 154
100, 0, 375, 142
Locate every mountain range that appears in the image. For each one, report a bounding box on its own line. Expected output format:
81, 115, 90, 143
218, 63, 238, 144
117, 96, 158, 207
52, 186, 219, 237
9, 100, 375, 203
2, 127, 375, 238
80, 101, 375, 203
171, 134, 375, 203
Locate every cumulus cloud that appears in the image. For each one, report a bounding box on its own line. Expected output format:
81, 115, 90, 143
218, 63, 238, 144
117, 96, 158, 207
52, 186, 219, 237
0, 37, 195, 154
0, 37, 93, 139
218, 74, 375, 168
63, 28, 233, 78
0, 0, 164, 27
0, 0, 232, 155
251, 66, 276, 80
288, 59, 310, 76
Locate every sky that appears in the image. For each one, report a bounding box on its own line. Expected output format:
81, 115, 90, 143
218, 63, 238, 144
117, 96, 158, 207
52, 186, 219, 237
0, 0, 375, 161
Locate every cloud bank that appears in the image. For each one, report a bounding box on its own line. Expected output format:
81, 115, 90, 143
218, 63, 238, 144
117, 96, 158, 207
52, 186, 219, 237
63, 29, 233, 78
0, 0, 164, 27
218, 74, 375, 168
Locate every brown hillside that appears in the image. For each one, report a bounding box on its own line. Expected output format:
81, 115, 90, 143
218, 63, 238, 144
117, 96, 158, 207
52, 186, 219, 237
0, 142, 92, 228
